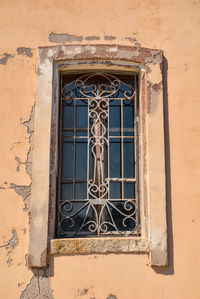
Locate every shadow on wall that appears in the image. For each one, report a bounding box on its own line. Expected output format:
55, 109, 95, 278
152, 56, 174, 276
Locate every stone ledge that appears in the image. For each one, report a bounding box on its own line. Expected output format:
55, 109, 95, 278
50, 237, 149, 255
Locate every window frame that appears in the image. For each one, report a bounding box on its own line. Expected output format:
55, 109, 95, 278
28, 44, 167, 268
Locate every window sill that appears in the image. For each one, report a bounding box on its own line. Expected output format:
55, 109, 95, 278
50, 237, 149, 255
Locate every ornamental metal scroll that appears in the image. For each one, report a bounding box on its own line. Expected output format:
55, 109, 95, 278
58, 73, 139, 237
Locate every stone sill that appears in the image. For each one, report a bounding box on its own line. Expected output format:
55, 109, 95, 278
50, 237, 149, 255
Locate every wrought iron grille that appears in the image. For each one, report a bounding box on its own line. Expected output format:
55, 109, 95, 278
56, 72, 140, 237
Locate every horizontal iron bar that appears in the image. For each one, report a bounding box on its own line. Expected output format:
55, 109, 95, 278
62, 136, 136, 139
59, 198, 137, 203
62, 97, 136, 101
108, 178, 136, 182
61, 180, 87, 184
62, 128, 135, 132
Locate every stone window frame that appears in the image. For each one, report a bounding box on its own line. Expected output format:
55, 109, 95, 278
28, 44, 167, 268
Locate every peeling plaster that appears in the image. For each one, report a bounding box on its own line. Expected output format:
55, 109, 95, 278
0, 229, 18, 250
17, 47, 33, 58
117, 48, 140, 59
77, 288, 89, 296
49, 32, 83, 43
125, 37, 137, 43
15, 156, 26, 172
147, 80, 162, 114
0, 52, 14, 65
0, 229, 18, 267
85, 36, 100, 41
10, 183, 31, 211
10, 106, 34, 210
106, 294, 118, 299
23, 106, 35, 177
20, 274, 54, 299
104, 35, 116, 41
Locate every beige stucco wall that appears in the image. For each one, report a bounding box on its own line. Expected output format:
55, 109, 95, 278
0, 0, 200, 298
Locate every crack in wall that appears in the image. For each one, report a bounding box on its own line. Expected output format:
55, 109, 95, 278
20, 273, 54, 299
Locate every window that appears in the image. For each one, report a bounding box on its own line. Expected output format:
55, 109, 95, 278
57, 72, 139, 238
28, 45, 167, 268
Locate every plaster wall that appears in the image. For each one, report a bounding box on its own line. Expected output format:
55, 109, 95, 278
0, 0, 200, 298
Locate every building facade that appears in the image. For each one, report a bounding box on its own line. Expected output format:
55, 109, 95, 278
0, 1, 200, 298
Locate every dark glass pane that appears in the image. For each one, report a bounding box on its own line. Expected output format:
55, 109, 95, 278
124, 183, 135, 199
109, 100, 121, 136
110, 182, 121, 199
76, 129, 87, 137
62, 142, 74, 178
62, 131, 73, 137
124, 139, 135, 178
107, 201, 136, 231
60, 202, 95, 235
123, 102, 134, 136
75, 183, 87, 200
110, 139, 121, 178
76, 105, 88, 129
62, 183, 73, 200
75, 141, 87, 179
63, 104, 74, 129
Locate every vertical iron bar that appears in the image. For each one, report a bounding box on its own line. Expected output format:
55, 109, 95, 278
108, 99, 110, 200
121, 99, 124, 199
87, 99, 90, 201
134, 74, 139, 234
73, 98, 76, 200
57, 74, 63, 235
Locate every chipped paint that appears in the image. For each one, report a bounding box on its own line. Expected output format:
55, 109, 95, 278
20, 274, 54, 299
125, 37, 137, 43
0, 229, 18, 267
49, 32, 83, 43
104, 35, 116, 41
23, 106, 35, 178
117, 48, 140, 59
17, 47, 33, 58
0, 52, 14, 65
9, 106, 34, 211
10, 183, 31, 211
85, 36, 100, 41
106, 294, 118, 299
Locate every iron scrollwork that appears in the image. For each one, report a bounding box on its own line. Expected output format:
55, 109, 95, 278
58, 73, 138, 237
